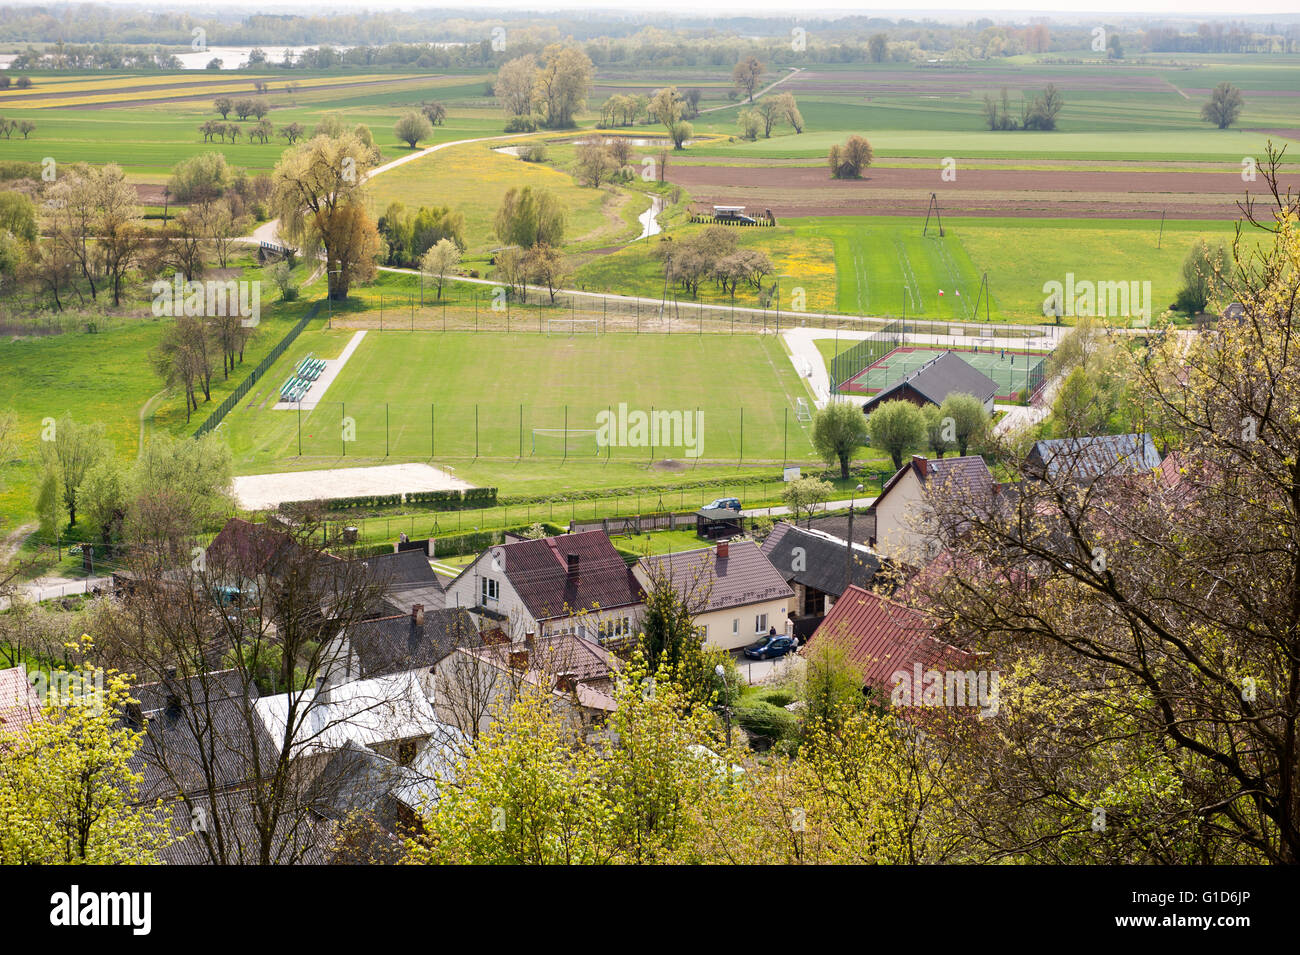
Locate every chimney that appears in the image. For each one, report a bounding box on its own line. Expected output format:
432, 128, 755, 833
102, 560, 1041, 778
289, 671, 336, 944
508, 647, 530, 671
483, 627, 509, 645
315, 674, 330, 706
555, 671, 578, 694
716, 541, 729, 559
912, 454, 928, 477
524, 630, 536, 646
411, 604, 425, 627
566, 553, 580, 576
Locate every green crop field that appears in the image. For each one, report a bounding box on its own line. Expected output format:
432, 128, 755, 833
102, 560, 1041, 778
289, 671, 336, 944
216, 327, 821, 477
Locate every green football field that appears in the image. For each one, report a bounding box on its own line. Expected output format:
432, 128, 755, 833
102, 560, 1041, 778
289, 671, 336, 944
841, 345, 1049, 402
217, 329, 820, 471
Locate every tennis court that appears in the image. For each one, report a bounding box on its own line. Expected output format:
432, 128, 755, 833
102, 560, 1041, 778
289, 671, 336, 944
840, 345, 1049, 402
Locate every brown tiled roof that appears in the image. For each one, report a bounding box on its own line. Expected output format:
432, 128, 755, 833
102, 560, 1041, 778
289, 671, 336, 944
495, 531, 643, 622
807, 585, 972, 698
637, 540, 793, 613
872, 454, 995, 515
0, 666, 42, 746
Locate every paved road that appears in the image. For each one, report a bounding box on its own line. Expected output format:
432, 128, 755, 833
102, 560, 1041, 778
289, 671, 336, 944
0, 575, 113, 611
740, 496, 875, 519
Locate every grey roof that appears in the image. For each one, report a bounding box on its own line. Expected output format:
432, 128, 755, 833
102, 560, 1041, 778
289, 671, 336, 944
760, 522, 882, 598
127, 672, 279, 802
157, 791, 333, 865
356, 549, 441, 590
380, 583, 446, 615
1026, 434, 1162, 482
863, 351, 999, 411
872, 455, 996, 514
637, 541, 793, 613
697, 507, 744, 521
347, 607, 478, 679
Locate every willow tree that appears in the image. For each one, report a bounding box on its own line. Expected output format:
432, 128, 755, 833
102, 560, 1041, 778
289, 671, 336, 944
271, 131, 378, 300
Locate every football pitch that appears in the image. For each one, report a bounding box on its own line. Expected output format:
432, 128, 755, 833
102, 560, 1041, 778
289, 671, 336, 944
840, 345, 1049, 402
217, 329, 820, 471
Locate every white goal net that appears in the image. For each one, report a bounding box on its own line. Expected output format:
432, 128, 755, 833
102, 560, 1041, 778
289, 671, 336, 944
794, 397, 812, 421
531, 428, 601, 456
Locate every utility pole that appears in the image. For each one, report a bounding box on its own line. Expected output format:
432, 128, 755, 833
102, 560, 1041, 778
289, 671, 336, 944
844, 483, 863, 590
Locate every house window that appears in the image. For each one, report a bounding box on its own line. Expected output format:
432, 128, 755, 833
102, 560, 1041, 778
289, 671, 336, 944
398, 740, 417, 766
732, 618, 739, 634
755, 613, 768, 634
481, 577, 499, 604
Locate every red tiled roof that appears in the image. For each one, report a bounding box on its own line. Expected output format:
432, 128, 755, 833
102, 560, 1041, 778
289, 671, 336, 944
499, 531, 643, 622
806, 586, 972, 697
0, 666, 43, 746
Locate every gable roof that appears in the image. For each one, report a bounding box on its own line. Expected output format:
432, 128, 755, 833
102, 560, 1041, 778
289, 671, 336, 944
0, 666, 42, 746
481, 530, 644, 622
346, 607, 477, 679
356, 549, 442, 591
1026, 433, 1162, 482
637, 540, 793, 614
127, 671, 279, 802
863, 351, 999, 411
255, 670, 452, 759
760, 522, 882, 597
807, 585, 972, 698
871, 454, 996, 516
461, 633, 620, 712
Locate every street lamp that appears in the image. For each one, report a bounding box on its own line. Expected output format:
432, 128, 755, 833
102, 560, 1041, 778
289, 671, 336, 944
714, 663, 732, 747
845, 483, 864, 590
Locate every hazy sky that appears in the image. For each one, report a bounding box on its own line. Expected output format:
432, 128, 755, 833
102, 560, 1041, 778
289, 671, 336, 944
79, 1, 1300, 17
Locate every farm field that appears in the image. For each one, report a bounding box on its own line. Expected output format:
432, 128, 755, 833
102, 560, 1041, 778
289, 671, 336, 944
365, 140, 648, 254
0, 71, 496, 180
216, 328, 821, 476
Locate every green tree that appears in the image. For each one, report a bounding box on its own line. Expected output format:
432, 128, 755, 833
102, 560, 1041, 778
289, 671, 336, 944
866, 399, 926, 471
937, 392, 989, 456
732, 56, 763, 103
868, 33, 888, 62
532, 44, 593, 129
1176, 238, 1229, 314
812, 400, 869, 478
394, 110, 433, 149
37, 416, 108, 528
1201, 82, 1244, 129
783, 475, 833, 526
0, 651, 173, 864
494, 185, 565, 249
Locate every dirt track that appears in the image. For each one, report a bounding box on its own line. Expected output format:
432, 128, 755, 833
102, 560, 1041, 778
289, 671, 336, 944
668, 163, 1299, 219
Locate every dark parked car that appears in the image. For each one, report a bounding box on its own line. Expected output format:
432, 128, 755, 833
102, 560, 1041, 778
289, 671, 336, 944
743, 634, 798, 660
707, 497, 742, 512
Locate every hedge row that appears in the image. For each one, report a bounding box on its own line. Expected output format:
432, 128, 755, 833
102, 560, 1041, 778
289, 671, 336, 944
430, 520, 567, 558
284, 487, 498, 513
496, 474, 783, 507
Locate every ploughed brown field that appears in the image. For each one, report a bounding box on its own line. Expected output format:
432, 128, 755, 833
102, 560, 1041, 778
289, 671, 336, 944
667, 162, 1300, 219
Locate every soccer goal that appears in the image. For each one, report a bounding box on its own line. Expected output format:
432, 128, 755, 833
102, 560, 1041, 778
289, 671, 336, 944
794, 397, 812, 422
531, 428, 601, 456
546, 317, 600, 337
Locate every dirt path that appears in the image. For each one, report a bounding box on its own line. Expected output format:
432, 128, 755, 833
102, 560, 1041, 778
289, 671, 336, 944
700, 67, 802, 114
